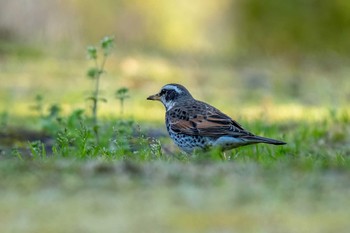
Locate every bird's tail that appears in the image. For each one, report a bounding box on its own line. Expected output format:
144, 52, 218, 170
245, 135, 286, 145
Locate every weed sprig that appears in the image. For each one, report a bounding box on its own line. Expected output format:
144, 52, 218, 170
87, 36, 114, 143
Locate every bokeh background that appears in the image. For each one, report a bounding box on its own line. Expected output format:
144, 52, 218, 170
1, 1, 350, 233
1, 0, 349, 124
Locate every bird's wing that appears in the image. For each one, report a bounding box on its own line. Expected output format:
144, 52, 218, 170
168, 105, 253, 138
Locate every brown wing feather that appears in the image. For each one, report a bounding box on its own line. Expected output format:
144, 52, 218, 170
168, 101, 253, 137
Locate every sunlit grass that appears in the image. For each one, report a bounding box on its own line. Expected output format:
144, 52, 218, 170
4, 98, 349, 128
1, 56, 349, 127
1, 55, 349, 123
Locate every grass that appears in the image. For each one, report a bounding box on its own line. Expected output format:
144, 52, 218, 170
0, 49, 350, 232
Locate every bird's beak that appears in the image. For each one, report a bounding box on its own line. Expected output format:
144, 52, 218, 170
147, 93, 161, 101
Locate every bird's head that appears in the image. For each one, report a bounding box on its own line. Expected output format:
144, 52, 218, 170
147, 83, 193, 110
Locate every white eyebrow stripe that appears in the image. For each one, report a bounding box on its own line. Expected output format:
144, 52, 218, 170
163, 85, 182, 93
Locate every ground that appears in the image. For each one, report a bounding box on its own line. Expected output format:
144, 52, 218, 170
1, 160, 349, 233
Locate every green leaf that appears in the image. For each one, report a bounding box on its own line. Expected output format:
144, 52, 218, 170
100, 36, 114, 56
87, 67, 100, 79
87, 46, 97, 59
115, 87, 130, 99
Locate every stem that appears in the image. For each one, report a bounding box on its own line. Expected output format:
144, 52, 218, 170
92, 59, 99, 143
120, 99, 124, 115
92, 54, 108, 144
92, 59, 99, 125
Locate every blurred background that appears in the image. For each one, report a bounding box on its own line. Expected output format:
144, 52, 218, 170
1, 0, 350, 123
1, 2, 350, 232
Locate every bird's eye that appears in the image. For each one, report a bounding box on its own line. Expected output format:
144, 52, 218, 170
160, 89, 166, 95
164, 90, 178, 102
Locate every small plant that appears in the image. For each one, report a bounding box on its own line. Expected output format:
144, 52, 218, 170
52, 128, 72, 157
54, 111, 92, 158
30, 94, 44, 117
28, 140, 47, 159
11, 148, 23, 160
87, 36, 114, 142
115, 87, 130, 115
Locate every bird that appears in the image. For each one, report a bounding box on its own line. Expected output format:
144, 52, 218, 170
147, 83, 286, 154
